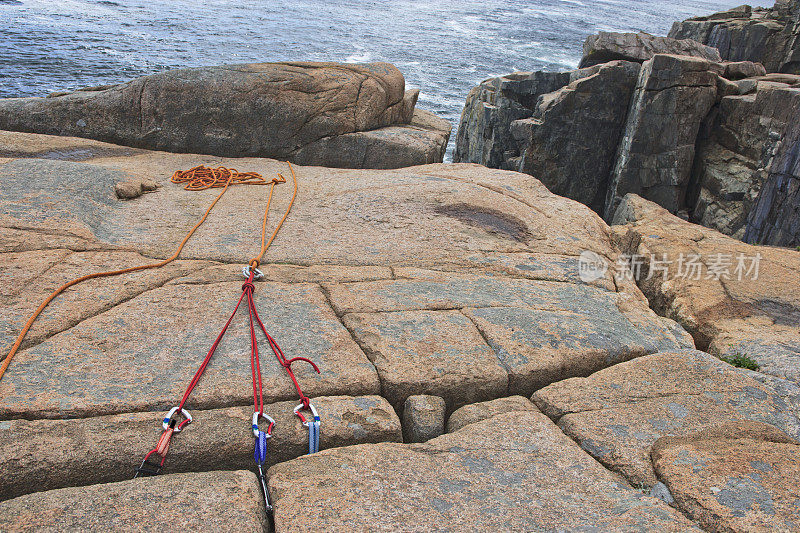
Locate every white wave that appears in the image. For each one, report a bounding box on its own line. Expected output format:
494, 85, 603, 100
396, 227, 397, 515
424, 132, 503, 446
344, 51, 372, 63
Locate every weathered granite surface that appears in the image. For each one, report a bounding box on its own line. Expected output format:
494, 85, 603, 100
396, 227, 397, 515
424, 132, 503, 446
0, 132, 690, 418
0, 62, 449, 169
612, 194, 800, 383
579, 31, 722, 68
1, 127, 796, 530
533, 350, 800, 488
401, 394, 446, 443
652, 423, 800, 533
0, 470, 268, 532
0, 395, 400, 501
446, 395, 538, 433
267, 411, 698, 531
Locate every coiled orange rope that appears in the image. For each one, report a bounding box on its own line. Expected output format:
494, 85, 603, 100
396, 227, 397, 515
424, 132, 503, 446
170, 165, 269, 190
0, 163, 298, 383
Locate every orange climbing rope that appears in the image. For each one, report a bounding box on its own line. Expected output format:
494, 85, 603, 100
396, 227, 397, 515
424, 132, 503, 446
170, 165, 269, 191
0, 164, 298, 383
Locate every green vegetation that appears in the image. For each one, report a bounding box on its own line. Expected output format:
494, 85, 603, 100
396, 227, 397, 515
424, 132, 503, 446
721, 352, 760, 371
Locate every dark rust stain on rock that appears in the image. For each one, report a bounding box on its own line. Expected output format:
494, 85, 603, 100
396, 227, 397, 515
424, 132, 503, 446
435, 203, 531, 243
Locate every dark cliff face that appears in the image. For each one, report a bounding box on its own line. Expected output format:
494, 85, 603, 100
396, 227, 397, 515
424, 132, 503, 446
745, 113, 800, 246
669, 0, 800, 75
453, 2, 800, 248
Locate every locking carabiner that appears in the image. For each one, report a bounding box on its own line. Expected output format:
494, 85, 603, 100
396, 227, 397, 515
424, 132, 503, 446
163, 406, 192, 433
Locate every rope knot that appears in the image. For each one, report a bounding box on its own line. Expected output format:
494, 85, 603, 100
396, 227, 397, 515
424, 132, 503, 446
242, 281, 255, 293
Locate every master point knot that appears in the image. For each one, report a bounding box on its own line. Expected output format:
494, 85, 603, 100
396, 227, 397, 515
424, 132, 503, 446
242, 281, 255, 293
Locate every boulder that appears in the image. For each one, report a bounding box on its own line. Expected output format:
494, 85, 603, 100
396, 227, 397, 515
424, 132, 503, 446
267, 411, 697, 531
532, 350, 800, 488
652, 423, 800, 532
291, 109, 451, 169
722, 60, 768, 79
611, 194, 800, 382
604, 54, 722, 220
401, 394, 446, 442
0, 471, 267, 531
690, 85, 800, 242
511, 60, 640, 212
0, 62, 449, 168
0, 395, 400, 501
579, 31, 722, 68
446, 395, 538, 433
669, 0, 800, 74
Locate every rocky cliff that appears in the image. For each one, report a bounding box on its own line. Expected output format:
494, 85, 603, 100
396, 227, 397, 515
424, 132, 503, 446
455, 0, 800, 247
0, 62, 451, 169
1, 132, 798, 530
669, 0, 800, 74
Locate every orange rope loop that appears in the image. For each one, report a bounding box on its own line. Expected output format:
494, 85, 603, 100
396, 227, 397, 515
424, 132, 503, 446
170, 165, 268, 190
0, 163, 298, 383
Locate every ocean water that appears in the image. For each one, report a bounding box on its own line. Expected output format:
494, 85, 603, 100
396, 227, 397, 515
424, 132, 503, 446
1, 0, 746, 160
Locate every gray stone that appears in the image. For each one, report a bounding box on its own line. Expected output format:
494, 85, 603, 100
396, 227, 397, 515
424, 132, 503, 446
0, 471, 268, 531
453, 70, 572, 168
744, 95, 800, 247
402, 394, 446, 443
511, 60, 640, 212
267, 411, 698, 531
446, 395, 538, 433
579, 31, 722, 68
669, 1, 800, 74
689, 85, 800, 242
290, 109, 451, 169
604, 54, 721, 220
0, 62, 447, 168
722, 60, 768, 80
0, 395, 400, 501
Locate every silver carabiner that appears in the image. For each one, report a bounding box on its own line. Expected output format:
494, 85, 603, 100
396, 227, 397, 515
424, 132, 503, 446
252, 411, 275, 438
294, 402, 321, 454
162, 406, 192, 433
242, 266, 264, 280
293, 402, 319, 427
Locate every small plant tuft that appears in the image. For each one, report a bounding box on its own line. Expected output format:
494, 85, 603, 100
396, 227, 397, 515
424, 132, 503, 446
721, 352, 759, 371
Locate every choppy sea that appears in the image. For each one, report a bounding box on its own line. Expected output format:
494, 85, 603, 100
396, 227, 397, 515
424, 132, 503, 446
1, 0, 745, 159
